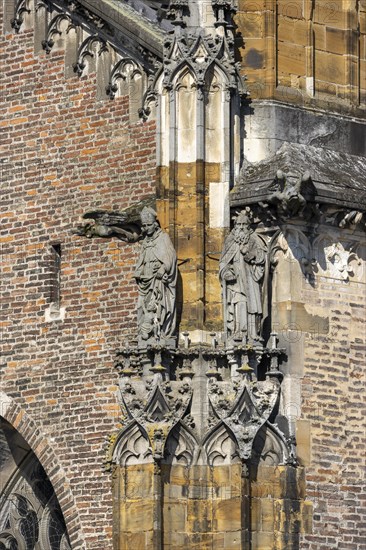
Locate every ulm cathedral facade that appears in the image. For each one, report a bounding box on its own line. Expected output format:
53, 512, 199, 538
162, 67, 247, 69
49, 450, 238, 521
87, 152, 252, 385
0, 0, 365, 549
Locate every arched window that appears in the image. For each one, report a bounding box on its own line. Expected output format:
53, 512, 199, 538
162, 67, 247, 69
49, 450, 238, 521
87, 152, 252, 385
0, 418, 71, 550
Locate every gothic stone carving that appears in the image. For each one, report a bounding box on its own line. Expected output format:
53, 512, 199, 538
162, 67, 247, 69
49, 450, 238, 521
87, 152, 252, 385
141, 0, 246, 118
207, 377, 280, 463
271, 227, 365, 284
219, 210, 266, 345
312, 236, 363, 282
107, 336, 295, 471
75, 204, 178, 346
264, 170, 318, 221
74, 210, 141, 242
11, 0, 31, 32
111, 346, 193, 465
74, 197, 159, 241
134, 208, 177, 346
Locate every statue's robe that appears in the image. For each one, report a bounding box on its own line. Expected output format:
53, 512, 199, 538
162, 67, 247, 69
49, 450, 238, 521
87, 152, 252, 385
135, 228, 177, 340
219, 230, 265, 339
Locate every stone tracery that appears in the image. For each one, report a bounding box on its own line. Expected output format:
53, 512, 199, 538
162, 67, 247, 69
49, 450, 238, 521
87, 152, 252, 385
0, 422, 71, 550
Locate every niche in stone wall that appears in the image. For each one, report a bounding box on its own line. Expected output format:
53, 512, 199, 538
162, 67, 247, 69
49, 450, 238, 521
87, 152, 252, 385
205, 68, 227, 173
111, 423, 155, 550
176, 69, 197, 165
250, 424, 305, 550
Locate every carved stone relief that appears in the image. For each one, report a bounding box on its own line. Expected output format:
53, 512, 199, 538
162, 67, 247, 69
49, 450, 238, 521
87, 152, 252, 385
76, 195, 365, 476
348, 242, 366, 281
266, 170, 316, 221
219, 210, 266, 346
272, 228, 365, 284
112, 422, 153, 466
134, 208, 177, 347
164, 423, 197, 466
312, 236, 363, 282
105, 334, 294, 473
76, 205, 178, 346
10, 0, 158, 115
11, 0, 32, 32
141, 0, 246, 119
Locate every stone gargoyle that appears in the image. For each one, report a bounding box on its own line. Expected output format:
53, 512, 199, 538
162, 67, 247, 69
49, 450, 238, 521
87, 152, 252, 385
267, 170, 316, 220
73, 198, 155, 243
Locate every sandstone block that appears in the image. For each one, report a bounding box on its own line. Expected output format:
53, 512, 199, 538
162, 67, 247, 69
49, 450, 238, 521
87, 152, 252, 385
251, 531, 275, 550
314, 3, 346, 29
315, 50, 347, 84
126, 465, 154, 499
236, 11, 264, 39
300, 501, 314, 533
326, 27, 348, 55
278, 42, 306, 77
213, 498, 242, 532
250, 498, 261, 530
314, 23, 327, 51
223, 530, 242, 549
163, 501, 186, 532
277, 0, 303, 19
120, 500, 154, 533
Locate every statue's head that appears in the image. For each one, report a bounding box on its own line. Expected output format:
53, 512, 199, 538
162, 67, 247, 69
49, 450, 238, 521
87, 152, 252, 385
235, 209, 252, 227
140, 207, 159, 236
232, 209, 252, 241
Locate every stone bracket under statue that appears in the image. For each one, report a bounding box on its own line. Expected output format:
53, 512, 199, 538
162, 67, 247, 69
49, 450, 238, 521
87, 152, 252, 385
105, 336, 296, 470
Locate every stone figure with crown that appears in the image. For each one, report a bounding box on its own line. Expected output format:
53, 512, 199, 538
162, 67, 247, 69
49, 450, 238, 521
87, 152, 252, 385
219, 210, 266, 345
134, 207, 177, 347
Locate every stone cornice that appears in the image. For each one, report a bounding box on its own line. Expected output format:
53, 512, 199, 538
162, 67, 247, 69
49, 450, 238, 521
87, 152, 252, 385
232, 142, 366, 213
78, 0, 170, 58
12, 0, 170, 68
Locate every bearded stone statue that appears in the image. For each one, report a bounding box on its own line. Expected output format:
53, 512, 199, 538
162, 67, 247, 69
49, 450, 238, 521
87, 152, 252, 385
219, 211, 266, 344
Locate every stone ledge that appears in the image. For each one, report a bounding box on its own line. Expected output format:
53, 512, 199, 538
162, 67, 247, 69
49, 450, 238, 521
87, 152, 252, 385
232, 142, 366, 211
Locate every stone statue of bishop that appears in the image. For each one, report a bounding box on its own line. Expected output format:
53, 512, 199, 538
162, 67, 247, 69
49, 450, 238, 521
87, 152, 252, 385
134, 207, 177, 346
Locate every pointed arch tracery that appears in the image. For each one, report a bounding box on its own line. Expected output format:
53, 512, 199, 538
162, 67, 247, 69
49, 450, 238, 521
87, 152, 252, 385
0, 393, 84, 549
163, 421, 198, 466
0, 419, 71, 550
203, 421, 241, 466
112, 421, 153, 467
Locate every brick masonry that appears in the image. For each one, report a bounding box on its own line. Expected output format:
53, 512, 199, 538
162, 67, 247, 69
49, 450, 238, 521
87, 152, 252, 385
299, 278, 366, 550
272, 241, 366, 550
0, 11, 156, 549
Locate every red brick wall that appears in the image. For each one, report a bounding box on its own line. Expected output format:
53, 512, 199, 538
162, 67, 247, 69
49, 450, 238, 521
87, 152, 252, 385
0, 11, 156, 549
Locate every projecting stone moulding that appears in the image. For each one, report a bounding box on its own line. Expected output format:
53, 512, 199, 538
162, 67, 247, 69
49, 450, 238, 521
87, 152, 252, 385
106, 336, 296, 470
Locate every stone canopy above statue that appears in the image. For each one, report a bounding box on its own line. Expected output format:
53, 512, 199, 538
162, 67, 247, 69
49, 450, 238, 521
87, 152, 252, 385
232, 142, 366, 214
